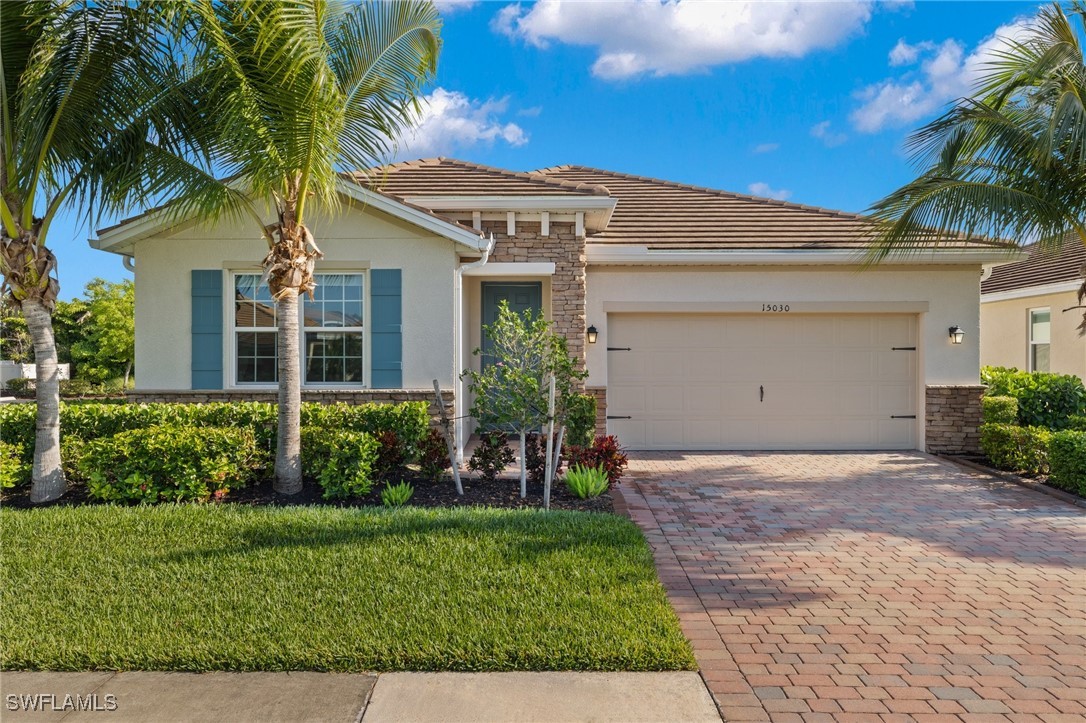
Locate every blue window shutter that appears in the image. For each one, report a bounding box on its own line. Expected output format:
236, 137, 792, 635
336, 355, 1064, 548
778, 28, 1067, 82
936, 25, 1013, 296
191, 270, 224, 389
370, 269, 402, 389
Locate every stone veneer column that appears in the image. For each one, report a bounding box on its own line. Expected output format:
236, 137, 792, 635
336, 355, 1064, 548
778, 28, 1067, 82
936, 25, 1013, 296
925, 385, 985, 455
586, 386, 607, 438
480, 220, 588, 373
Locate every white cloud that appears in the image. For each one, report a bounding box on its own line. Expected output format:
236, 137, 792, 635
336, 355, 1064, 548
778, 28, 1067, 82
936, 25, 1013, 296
851, 19, 1032, 133
394, 88, 528, 159
433, 0, 477, 13
752, 142, 780, 154
493, 0, 875, 80
748, 182, 792, 201
810, 120, 847, 147
888, 39, 934, 66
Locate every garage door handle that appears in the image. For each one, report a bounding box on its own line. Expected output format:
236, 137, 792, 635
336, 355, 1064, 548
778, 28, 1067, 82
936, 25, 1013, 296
607, 415, 632, 420
607, 347, 631, 351
890, 415, 916, 419
760, 385, 764, 402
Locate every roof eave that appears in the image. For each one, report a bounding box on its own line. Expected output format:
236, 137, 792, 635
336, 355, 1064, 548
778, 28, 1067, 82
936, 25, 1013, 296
90, 180, 488, 256
586, 244, 1025, 266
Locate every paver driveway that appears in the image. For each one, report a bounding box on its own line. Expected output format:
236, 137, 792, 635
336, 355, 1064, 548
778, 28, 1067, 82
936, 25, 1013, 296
615, 452, 1086, 723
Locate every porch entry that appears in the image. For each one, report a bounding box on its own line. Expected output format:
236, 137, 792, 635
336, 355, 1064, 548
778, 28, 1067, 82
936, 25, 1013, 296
481, 282, 543, 369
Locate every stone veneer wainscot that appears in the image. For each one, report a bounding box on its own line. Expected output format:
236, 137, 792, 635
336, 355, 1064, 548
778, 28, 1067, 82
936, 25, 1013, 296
925, 385, 985, 456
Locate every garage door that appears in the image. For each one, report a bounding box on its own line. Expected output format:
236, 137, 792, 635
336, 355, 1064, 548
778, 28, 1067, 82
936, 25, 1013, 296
607, 314, 918, 450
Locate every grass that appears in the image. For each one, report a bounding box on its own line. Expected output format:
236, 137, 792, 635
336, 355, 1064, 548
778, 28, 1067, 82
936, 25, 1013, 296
0, 505, 695, 672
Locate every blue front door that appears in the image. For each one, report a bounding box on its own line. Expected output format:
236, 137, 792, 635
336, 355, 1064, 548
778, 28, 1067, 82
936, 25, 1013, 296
481, 282, 543, 369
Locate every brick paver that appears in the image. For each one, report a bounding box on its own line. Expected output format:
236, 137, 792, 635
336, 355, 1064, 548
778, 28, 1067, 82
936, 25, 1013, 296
615, 452, 1086, 723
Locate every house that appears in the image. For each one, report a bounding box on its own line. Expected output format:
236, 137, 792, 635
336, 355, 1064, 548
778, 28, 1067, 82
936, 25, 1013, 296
91, 158, 1013, 457
980, 235, 1086, 379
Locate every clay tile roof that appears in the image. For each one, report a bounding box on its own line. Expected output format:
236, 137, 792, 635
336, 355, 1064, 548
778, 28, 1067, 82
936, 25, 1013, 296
354, 157, 611, 199
532, 164, 998, 250
982, 234, 1086, 295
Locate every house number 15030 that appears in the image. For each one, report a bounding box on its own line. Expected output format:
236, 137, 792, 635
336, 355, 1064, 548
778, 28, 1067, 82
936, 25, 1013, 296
762, 304, 790, 312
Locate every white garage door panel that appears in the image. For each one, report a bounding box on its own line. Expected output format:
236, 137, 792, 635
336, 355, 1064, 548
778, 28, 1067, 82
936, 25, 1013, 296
608, 314, 918, 450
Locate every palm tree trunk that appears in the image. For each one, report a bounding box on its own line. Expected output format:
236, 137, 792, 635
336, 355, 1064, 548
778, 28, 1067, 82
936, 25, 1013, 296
274, 286, 302, 494
22, 298, 65, 503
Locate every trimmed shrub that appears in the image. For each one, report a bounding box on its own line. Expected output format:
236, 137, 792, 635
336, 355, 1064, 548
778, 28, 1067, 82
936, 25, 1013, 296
300, 427, 379, 499
981, 366, 1086, 429
1047, 430, 1086, 497
979, 423, 1052, 475
0, 401, 427, 469
982, 396, 1018, 425
372, 430, 407, 481
524, 432, 563, 485
564, 435, 629, 486
417, 428, 451, 482
565, 394, 597, 448
306, 402, 429, 460
4, 377, 33, 395
81, 426, 259, 503
0, 441, 30, 489
1067, 415, 1086, 432
468, 431, 515, 483
59, 379, 97, 398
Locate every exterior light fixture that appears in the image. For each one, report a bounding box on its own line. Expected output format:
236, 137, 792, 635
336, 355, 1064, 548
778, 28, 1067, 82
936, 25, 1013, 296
587, 325, 598, 344
948, 325, 965, 344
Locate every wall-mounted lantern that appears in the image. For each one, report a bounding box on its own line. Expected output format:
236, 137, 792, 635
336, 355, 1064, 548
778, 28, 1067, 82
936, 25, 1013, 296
587, 325, 598, 344
948, 325, 965, 345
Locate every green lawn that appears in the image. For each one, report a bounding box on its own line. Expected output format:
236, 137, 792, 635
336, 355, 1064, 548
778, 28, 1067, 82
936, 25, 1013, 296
0, 505, 695, 672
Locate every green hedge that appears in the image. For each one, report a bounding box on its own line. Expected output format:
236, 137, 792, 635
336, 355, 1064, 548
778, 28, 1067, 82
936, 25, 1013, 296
1048, 431, 1086, 497
979, 423, 1052, 475
81, 426, 260, 503
981, 395, 1018, 425
981, 366, 1086, 429
300, 427, 379, 499
0, 401, 429, 468
0, 442, 29, 490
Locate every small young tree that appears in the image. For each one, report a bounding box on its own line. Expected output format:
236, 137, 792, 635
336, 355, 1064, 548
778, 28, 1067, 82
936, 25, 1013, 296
464, 302, 586, 500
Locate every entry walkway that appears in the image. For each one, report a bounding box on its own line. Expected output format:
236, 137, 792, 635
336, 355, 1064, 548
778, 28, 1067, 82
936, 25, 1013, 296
616, 452, 1086, 722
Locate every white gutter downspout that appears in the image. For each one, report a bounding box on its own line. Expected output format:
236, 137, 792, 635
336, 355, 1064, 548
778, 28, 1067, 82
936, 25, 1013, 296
454, 234, 494, 465
122, 255, 135, 272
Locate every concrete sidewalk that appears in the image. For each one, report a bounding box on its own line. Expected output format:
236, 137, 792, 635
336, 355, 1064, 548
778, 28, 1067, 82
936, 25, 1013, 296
1, 671, 721, 723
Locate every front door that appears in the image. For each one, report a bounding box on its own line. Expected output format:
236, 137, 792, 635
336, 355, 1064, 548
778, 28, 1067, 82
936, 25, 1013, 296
481, 282, 543, 369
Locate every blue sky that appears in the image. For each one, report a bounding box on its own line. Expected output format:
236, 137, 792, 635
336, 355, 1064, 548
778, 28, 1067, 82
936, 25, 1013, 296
54, 0, 1039, 299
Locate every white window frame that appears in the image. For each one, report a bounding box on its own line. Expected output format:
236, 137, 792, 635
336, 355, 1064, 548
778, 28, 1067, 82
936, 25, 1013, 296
225, 269, 370, 389
1028, 307, 1051, 373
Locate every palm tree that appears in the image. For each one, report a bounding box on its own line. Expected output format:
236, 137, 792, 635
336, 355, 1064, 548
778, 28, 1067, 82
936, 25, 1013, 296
0, 1, 193, 502
868, 1, 1086, 330
163, 0, 441, 493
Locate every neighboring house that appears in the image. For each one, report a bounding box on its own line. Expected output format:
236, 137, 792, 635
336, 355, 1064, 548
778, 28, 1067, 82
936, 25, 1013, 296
981, 235, 1086, 379
91, 158, 1012, 457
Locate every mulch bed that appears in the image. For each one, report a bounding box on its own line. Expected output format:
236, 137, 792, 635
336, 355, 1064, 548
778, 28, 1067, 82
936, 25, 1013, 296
1, 474, 614, 513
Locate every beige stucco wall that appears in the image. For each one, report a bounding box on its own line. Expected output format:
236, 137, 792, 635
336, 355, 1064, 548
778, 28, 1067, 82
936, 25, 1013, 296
132, 201, 458, 391
981, 290, 1086, 379
584, 264, 984, 388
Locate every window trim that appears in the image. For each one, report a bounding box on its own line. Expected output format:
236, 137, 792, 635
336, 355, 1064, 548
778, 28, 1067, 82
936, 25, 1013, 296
1028, 307, 1051, 373
224, 269, 370, 389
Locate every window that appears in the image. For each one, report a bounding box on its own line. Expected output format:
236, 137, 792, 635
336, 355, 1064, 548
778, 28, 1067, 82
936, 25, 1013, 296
232, 272, 365, 386
303, 274, 364, 384
234, 274, 278, 383
1029, 308, 1050, 372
